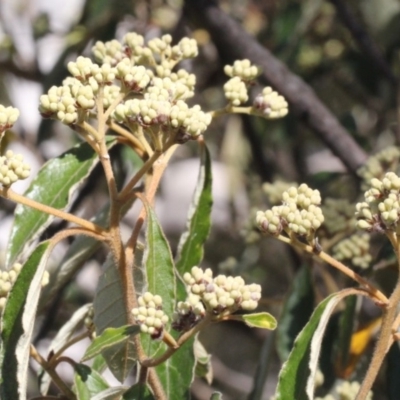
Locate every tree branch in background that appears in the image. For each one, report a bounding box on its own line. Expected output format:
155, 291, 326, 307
183, 0, 368, 174
328, 0, 396, 84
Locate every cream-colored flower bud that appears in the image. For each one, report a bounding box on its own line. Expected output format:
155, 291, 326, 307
224, 59, 261, 81
253, 87, 288, 119
223, 77, 248, 105
0, 105, 20, 132
92, 39, 124, 65
171, 37, 198, 60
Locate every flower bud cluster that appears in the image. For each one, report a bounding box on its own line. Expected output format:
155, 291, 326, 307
131, 292, 169, 338
0, 150, 31, 186
0, 263, 49, 312
123, 33, 152, 63
332, 233, 372, 269
68, 56, 115, 85
39, 84, 80, 125
173, 266, 262, 332
253, 87, 289, 119
224, 59, 261, 81
357, 146, 400, 190
262, 180, 297, 205
223, 77, 248, 106
92, 39, 125, 66
356, 172, 400, 232
115, 59, 153, 91
41, 33, 209, 141
256, 183, 324, 238
171, 37, 198, 60
0, 105, 19, 133
322, 198, 355, 235
114, 98, 211, 138
147, 76, 195, 101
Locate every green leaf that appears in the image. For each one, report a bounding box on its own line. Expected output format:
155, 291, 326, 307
0, 241, 52, 400
210, 392, 223, 400
91, 353, 107, 374
242, 312, 277, 330
274, 289, 367, 400
91, 387, 129, 400
122, 383, 155, 400
6, 138, 116, 267
176, 142, 213, 275
93, 257, 139, 382
142, 200, 176, 318
74, 364, 109, 399
83, 325, 140, 361
334, 295, 357, 374
141, 201, 195, 399
276, 265, 314, 362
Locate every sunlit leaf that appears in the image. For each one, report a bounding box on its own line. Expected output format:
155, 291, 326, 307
242, 312, 277, 330
0, 241, 52, 400
6, 138, 116, 267
176, 142, 212, 275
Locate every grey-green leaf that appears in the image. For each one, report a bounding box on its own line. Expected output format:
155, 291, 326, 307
142, 201, 196, 399
93, 257, 138, 382
175, 142, 212, 275
6, 138, 116, 267
0, 241, 52, 400
276, 265, 314, 362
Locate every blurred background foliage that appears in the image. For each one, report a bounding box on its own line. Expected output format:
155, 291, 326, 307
2, 0, 400, 399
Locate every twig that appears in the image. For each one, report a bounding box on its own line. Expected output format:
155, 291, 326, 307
30, 345, 75, 399
0, 187, 107, 237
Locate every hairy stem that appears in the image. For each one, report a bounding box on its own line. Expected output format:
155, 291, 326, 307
356, 241, 400, 399
0, 187, 107, 237
108, 121, 145, 156
142, 316, 212, 368
30, 345, 75, 399
277, 235, 388, 304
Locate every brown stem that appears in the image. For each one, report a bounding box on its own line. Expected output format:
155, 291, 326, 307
209, 105, 252, 118
118, 150, 162, 203
277, 235, 388, 304
108, 121, 145, 156
142, 316, 212, 368
30, 345, 76, 400
0, 187, 107, 237
51, 331, 91, 362
356, 240, 400, 399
